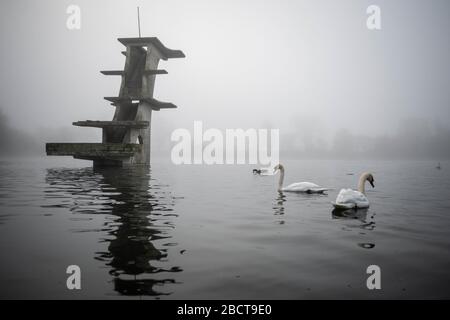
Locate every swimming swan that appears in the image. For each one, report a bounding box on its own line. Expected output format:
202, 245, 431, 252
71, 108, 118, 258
253, 168, 274, 175
332, 172, 375, 210
274, 164, 328, 193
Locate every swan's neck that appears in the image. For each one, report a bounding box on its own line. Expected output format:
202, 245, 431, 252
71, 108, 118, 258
278, 167, 285, 191
358, 173, 369, 194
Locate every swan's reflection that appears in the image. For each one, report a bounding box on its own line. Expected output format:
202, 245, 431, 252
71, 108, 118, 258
272, 192, 286, 224
273, 192, 286, 216
332, 208, 370, 221
331, 208, 376, 249
44, 166, 181, 297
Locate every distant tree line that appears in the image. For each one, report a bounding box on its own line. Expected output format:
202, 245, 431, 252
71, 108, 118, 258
280, 118, 450, 160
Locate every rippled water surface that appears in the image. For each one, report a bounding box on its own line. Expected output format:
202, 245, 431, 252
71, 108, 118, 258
0, 157, 449, 299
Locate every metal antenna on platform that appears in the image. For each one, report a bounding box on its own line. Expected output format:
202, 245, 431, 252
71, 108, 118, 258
137, 6, 141, 38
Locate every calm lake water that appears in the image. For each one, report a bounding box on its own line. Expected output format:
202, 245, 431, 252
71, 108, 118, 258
0, 157, 449, 299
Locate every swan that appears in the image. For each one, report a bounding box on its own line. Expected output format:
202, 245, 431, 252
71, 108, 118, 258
253, 169, 262, 174
332, 172, 375, 210
253, 167, 275, 176
274, 164, 328, 193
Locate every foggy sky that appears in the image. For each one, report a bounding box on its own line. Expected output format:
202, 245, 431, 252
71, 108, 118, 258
1, 0, 449, 159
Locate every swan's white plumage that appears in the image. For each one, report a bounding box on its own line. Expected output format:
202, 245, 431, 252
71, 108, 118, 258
333, 188, 369, 209
274, 164, 328, 193
282, 182, 328, 193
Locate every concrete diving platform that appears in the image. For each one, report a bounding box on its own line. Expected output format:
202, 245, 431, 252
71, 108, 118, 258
100, 70, 168, 75
45, 36, 185, 167
46, 143, 142, 160
117, 37, 186, 60
72, 120, 150, 129
104, 97, 177, 110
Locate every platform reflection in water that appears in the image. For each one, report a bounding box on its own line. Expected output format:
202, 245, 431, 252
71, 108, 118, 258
44, 165, 181, 297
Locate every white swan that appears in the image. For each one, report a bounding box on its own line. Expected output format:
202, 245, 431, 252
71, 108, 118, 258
274, 164, 328, 193
332, 172, 375, 210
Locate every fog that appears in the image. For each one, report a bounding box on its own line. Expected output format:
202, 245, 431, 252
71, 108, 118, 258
0, 108, 38, 156
1, 0, 449, 159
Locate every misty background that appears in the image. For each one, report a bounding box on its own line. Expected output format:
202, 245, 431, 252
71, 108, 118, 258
0, 0, 449, 160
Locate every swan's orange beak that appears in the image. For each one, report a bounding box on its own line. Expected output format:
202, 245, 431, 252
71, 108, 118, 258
369, 180, 375, 188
